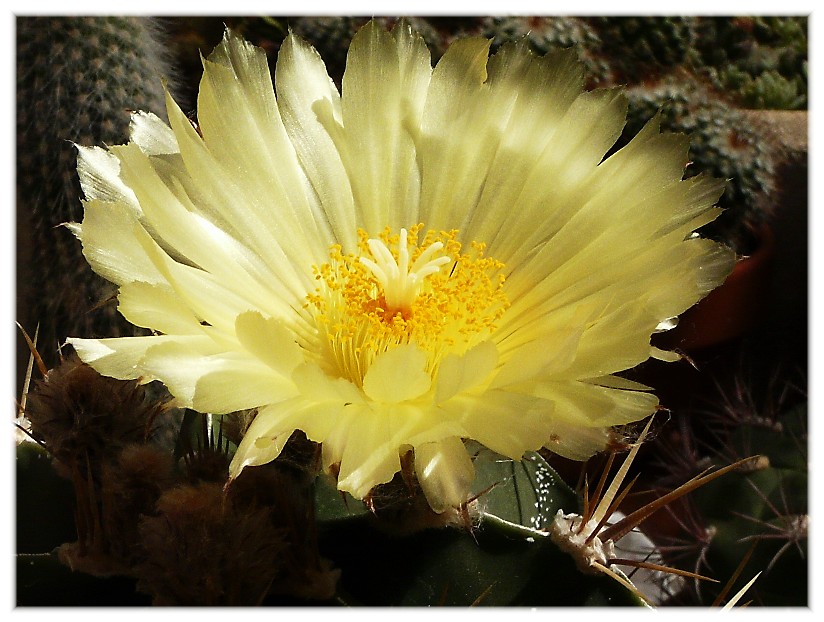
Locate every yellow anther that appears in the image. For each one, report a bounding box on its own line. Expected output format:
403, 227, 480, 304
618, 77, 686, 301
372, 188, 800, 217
308, 226, 509, 386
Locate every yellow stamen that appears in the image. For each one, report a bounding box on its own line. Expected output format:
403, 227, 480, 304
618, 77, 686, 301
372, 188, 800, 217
307, 225, 509, 388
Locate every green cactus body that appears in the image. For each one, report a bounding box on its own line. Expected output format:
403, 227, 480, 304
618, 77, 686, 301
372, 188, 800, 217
647, 373, 808, 607
683, 403, 808, 606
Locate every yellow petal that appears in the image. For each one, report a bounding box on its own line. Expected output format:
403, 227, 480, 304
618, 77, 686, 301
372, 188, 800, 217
130, 223, 259, 333
362, 343, 431, 403
74, 199, 163, 286
275, 31, 357, 250
68, 334, 217, 381
76, 144, 140, 205
115, 142, 309, 320
229, 401, 302, 477
444, 391, 550, 460
335, 409, 400, 497
292, 362, 364, 405
338, 19, 432, 232
137, 341, 297, 412
415, 435, 474, 512
490, 88, 628, 266
535, 379, 659, 429
416, 36, 497, 232
235, 311, 304, 377
462, 44, 584, 246
117, 281, 203, 335
492, 323, 582, 388
435, 340, 498, 403
129, 110, 179, 155
542, 421, 613, 461
198, 30, 331, 262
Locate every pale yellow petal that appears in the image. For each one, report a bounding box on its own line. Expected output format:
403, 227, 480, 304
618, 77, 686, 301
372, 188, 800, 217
75, 144, 140, 205
336, 411, 401, 498
534, 379, 659, 429
362, 344, 431, 403
129, 110, 179, 155
416, 36, 496, 232
137, 340, 297, 412
74, 199, 164, 286
112, 142, 311, 324
229, 401, 303, 476
492, 321, 582, 388
415, 436, 474, 512
586, 375, 653, 392
650, 346, 683, 362
230, 388, 360, 480
68, 334, 218, 381
542, 421, 613, 461
275, 31, 357, 250
486, 88, 628, 265
444, 391, 550, 460
130, 224, 260, 333
337, 19, 431, 232
292, 362, 365, 405
197, 30, 330, 261
235, 311, 304, 377
461, 43, 586, 246
117, 281, 203, 335
559, 303, 658, 379
164, 90, 323, 294
434, 340, 498, 403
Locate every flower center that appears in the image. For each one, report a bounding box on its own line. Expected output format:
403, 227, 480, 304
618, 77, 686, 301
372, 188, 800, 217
307, 224, 509, 387
359, 228, 452, 318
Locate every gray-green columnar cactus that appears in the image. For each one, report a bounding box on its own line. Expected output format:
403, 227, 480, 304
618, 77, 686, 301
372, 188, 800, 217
16, 16, 176, 374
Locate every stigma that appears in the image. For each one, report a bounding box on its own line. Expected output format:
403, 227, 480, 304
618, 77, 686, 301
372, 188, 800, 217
359, 228, 452, 317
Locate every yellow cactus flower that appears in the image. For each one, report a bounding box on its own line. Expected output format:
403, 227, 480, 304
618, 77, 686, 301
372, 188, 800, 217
67, 20, 734, 513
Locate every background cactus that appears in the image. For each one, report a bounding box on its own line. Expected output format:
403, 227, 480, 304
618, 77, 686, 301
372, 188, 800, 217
585, 16, 698, 83
644, 363, 808, 606
16, 16, 177, 381
688, 16, 808, 110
